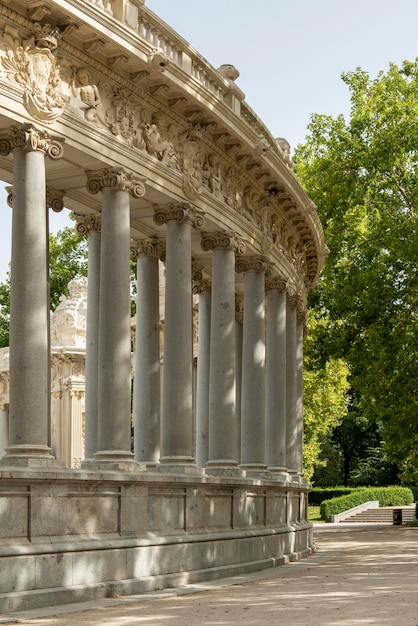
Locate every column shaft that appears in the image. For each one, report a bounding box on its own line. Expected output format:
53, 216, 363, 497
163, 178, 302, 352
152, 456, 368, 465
195, 287, 211, 467
96, 189, 133, 460
265, 284, 287, 472
80, 219, 101, 460
296, 314, 305, 477
207, 246, 237, 467
8, 149, 52, 459
133, 247, 161, 464
239, 261, 266, 469
161, 220, 194, 462
286, 296, 298, 474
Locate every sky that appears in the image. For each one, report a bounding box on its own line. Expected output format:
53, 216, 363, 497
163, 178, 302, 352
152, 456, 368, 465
2, 0, 418, 281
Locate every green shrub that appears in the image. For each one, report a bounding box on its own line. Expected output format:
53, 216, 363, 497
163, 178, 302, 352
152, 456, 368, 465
320, 487, 414, 521
405, 485, 418, 502
309, 487, 361, 506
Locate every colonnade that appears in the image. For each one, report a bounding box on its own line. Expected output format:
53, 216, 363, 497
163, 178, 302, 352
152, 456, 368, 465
0, 124, 306, 480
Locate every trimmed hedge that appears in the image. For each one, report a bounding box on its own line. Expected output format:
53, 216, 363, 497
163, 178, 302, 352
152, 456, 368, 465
309, 487, 362, 506
320, 487, 414, 521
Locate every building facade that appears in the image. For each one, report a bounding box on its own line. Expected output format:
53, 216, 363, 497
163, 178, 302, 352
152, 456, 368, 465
0, 0, 326, 612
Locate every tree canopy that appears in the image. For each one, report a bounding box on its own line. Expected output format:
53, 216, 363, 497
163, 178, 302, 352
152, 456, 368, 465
295, 60, 418, 483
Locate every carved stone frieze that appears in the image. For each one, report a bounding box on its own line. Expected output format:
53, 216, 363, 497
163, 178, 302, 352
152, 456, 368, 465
0, 22, 64, 120
70, 66, 102, 123
153, 203, 205, 229
0, 124, 64, 158
86, 167, 146, 197
201, 231, 245, 253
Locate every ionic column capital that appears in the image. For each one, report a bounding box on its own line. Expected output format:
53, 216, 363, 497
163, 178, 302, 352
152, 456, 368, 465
7, 184, 66, 213
265, 274, 288, 292
47, 187, 65, 213
86, 168, 146, 198
130, 237, 166, 260
286, 293, 300, 309
235, 254, 271, 274
154, 203, 205, 228
201, 230, 245, 253
193, 278, 212, 295
0, 124, 64, 159
75, 214, 102, 235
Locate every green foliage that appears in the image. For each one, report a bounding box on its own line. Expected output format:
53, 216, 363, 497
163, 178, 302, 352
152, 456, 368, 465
320, 486, 414, 521
295, 60, 418, 482
309, 486, 361, 506
302, 309, 350, 483
0, 224, 88, 347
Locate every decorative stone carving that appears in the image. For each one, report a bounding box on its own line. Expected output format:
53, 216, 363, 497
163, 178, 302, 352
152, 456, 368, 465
266, 275, 287, 292
217, 64, 240, 82
154, 203, 205, 229
235, 255, 271, 275
276, 137, 294, 168
75, 214, 102, 235
192, 278, 211, 296
0, 22, 64, 120
201, 231, 245, 253
147, 47, 170, 72
235, 298, 244, 324
71, 67, 101, 122
130, 237, 165, 260
47, 186, 65, 212
51, 277, 88, 348
0, 123, 64, 158
86, 167, 146, 197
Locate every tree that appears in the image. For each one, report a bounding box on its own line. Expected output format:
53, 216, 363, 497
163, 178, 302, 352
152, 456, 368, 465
302, 309, 350, 483
295, 60, 418, 483
0, 225, 88, 347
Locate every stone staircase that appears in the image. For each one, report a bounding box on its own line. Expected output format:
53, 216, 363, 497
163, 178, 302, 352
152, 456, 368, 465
344, 505, 416, 523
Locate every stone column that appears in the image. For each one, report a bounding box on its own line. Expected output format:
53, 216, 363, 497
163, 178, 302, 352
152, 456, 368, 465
131, 238, 165, 465
0, 125, 63, 466
236, 256, 268, 471
0, 405, 9, 458
265, 276, 288, 477
296, 305, 306, 480
154, 204, 204, 467
201, 232, 245, 471
235, 298, 244, 464
286, 290, 299, 476
76, 215, 101, 461
86, 168, 145, 469
193, 276, 211, 467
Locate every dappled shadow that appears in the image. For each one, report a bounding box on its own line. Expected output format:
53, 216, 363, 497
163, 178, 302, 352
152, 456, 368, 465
4, 525, 418, 625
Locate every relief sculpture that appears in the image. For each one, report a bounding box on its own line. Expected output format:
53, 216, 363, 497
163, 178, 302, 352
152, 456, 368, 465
0, 22, 63, 121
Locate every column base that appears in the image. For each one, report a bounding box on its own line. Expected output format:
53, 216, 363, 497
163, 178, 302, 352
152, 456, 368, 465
157, 458, 204, 476
205, 461, 242, 478
0, 445, 56, 468
268, 467, 291, 482
83, 450, 138, 472
240, 463, 268, 479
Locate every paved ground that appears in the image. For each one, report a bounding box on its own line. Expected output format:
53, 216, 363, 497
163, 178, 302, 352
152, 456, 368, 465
1, 523, 418, 626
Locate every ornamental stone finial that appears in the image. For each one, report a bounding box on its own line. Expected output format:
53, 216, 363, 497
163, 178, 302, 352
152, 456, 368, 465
153, 203, 205, 229
0, 124, 64, 158
201, 231, 245, 253
85, 167, 146, 197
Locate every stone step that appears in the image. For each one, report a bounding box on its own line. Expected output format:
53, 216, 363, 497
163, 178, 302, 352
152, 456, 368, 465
345, 506, 416, 523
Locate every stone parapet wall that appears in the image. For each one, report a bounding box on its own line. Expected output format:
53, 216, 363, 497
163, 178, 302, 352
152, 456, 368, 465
0, 469, 312, 612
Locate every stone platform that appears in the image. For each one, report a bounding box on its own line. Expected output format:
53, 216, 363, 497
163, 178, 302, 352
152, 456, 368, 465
0, 468, 312, 613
